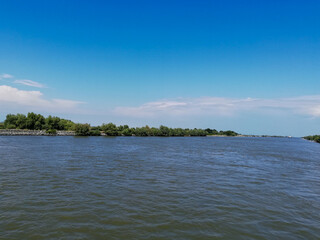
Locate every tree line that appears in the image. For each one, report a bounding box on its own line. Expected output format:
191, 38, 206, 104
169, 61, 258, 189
0, 113, 75, 131
0, 112, 239, 137
303, 135, 320, 143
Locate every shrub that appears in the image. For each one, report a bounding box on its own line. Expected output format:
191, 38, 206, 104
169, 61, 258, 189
223, 130, 238, 136
101, 123, 118, 136
89, 130, 101, 136
4, 114, 18, 129
46, 129, 57, 135
75, 123, 91, 136
122, 128, 133, 136
304, 135, 320, 143
6, 124, 17, 129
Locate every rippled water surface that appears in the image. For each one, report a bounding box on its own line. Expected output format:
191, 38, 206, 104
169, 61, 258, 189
1, 136, 320, 239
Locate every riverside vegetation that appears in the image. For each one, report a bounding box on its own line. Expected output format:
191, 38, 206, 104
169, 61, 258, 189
303, 135, 320, 143
0, 112, 239, 137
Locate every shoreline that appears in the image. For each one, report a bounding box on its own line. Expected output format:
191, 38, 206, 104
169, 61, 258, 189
0, 129, 75, 136
0, 129, 292, 138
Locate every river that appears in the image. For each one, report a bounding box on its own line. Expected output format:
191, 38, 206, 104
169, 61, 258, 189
1, 136, 319, 239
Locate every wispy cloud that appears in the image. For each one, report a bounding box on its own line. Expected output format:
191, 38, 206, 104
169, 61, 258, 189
0, 73, 46, 88
14, 79, 45, 88
0, 73, 14, 79
0, 85, 84, 113
114, 96, 320, 118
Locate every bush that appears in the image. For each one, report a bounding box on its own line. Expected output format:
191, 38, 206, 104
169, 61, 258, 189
223, 130, 238, 136
4, 114, 18, 129
75, 123, 91, 136
46, 129, 57, 135
89, 130, 101, 136
304, 135, 320, 143
6, 124, 16, 129
101, 123, 118, 136
122, 128, 133, 136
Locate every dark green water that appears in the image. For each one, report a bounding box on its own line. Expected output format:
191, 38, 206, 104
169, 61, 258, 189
1, 136, 320, 239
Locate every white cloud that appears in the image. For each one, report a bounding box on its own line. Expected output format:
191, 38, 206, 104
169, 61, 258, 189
0, 73, 45, 88
0, 73, 14, 79
114, 96, 320, 118
0, 85, 84, 113
14, 79, 45, 88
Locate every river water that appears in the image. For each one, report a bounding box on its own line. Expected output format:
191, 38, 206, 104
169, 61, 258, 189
1, 136, 320, 239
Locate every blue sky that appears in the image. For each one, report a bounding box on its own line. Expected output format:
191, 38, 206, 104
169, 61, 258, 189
0, 0, 319, 136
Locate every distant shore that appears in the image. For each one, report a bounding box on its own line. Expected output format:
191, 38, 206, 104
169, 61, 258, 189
1, 112, 238, 137
0, 129, 293, 138
207, 134, 291, 138
0, 129, 75, 136
303, 135, 320, 143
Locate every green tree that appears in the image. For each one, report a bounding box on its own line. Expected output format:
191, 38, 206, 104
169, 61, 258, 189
4, 114, 18, 129
16, 114, 27, 129
135, 126, 148, 136
101, 123, 118, 136
75, 123, 91, 136
58, 119, 75, 131
304, 135, 320, 143
35, 114, 45, 130
221, 130, 238, 136
25, 112, 46, 130
172, 128, 185, 136
45, 115, 61, 130
89, 129, 101, 136
122, 128, 133, 136
26, 112, 37, 129
159, 125, 170, 136
205, 128, 218, 135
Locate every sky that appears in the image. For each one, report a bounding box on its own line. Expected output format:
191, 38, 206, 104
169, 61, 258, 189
0, 0, 319, 136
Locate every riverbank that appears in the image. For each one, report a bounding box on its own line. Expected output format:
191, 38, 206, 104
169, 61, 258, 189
0, 130, 209, 137
303, 135, 320, 143
0, 130, 293, 138
1, 112, 238, 137
0, 129, 75, 136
